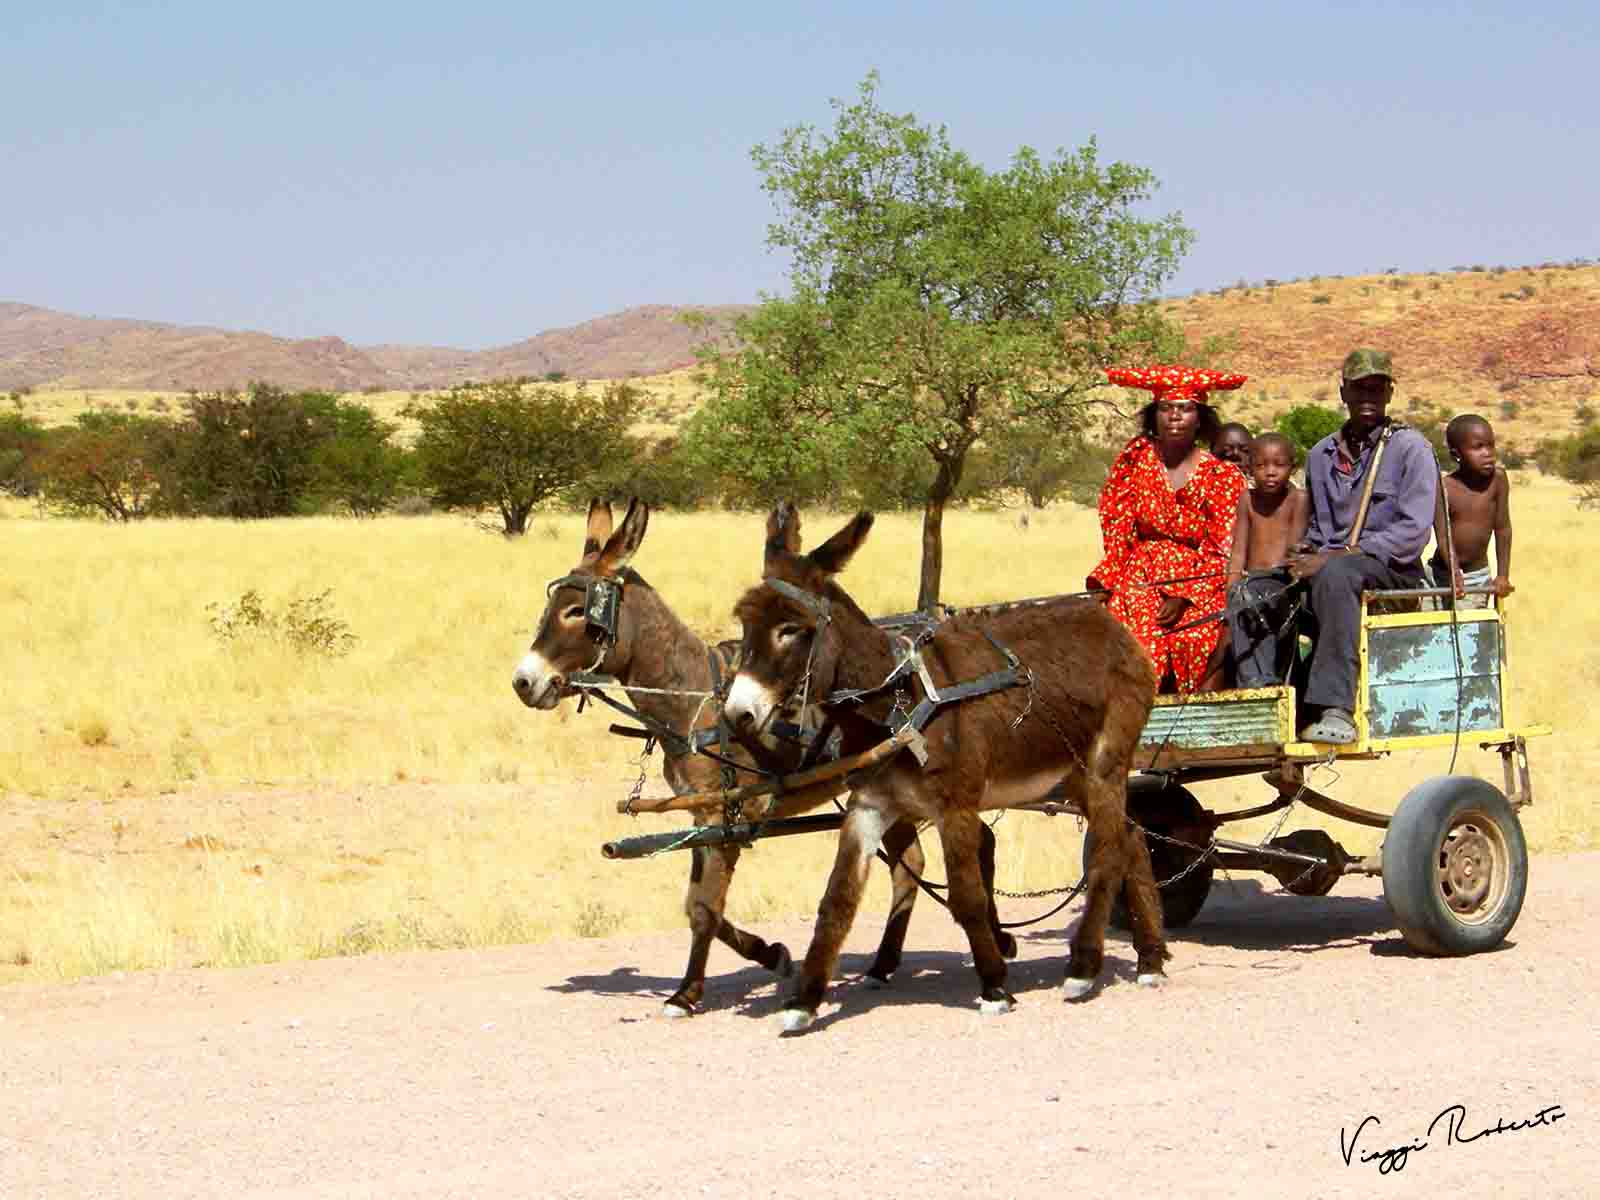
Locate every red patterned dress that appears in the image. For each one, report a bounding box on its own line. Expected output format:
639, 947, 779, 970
1089, 435, 1245, 692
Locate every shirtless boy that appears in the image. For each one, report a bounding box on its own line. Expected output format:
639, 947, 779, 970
1431, 414, 1514, 601
1226, 432, 1310, 687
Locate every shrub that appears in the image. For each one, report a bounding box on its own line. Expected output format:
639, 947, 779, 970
1310, 294, 1332, 305
207, 588, 356, 656
1500, 401, 1519, 419
0, 411, 47, 497
38, 411, 180, 520
1273, 404, 1344, 460
170, 385, 335, 518
406, 379, 638, 535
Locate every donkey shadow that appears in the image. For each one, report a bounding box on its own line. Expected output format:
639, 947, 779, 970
1013, 878, 1427, 958
552, 943, 1161, 1030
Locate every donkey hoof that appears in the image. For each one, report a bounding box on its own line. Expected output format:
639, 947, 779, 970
1135, 972, 1165, 989
769, 944, 795, 978
978, 989, 1016, 1016
862, 971, 891, 990
998, 932, 1019, 959
1060, 976, 1097, 1002
660, 999, 695, 1019
778, 1008, 814, 1034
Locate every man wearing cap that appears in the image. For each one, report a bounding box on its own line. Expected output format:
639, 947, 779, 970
1286, 349, 1437, 744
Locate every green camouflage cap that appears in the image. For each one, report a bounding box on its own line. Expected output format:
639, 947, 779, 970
1341, 348, 1394, 382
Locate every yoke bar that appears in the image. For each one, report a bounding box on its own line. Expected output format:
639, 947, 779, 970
601, 813, 848, 860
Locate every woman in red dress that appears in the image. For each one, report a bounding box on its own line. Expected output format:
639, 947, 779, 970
1088, 365, 1248, 694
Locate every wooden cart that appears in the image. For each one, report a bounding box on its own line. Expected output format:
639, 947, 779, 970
605, 590, 1548, 958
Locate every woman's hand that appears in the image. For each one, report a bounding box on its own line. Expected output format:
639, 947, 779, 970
1155, 595, 1189, 627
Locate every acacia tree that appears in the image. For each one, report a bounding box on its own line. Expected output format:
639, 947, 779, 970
406, 379, 638, 535
39, 411, 177, 521
687, 73, 1193, 608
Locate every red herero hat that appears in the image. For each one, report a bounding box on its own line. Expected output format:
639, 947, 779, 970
1106, 364, 1248, 406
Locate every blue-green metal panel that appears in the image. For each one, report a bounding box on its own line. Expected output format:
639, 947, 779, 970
1139, 692, 1285, 750
1366, 620, 1502, 738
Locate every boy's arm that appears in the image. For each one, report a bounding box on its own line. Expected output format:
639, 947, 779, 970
1289, 488, 1311, 554
1493, 468, 1514, 596
1226, 491, 1250, 584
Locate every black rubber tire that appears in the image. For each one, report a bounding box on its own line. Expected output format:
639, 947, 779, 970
1382, 776, 1528, 956
1083, 784, 1214, 930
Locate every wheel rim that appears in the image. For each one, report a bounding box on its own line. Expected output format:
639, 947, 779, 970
1434, 809, 1509, 925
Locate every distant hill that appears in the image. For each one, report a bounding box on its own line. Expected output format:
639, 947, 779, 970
0, 301, 749, 392
1166, 262, 1600, 450
7, 263, 1598, 452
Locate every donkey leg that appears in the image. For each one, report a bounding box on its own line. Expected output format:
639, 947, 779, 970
715, 917, 793, 979
664, 844, 739, 1017
978, 820, 1018, 960
781, 806, 888, 1033
938, 806, 1015, 1014
1119, 819, 1171, 986
864, 819, 923, 987
1064, 733, 1132, 1001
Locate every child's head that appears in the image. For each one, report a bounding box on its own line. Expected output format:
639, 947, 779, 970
1212, 422, 1253, 469
1445, 414, 1497, 476
1249, 432, 1297, 495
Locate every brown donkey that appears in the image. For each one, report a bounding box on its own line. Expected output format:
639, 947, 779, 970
724, 504, 1168, 1032
512, 499, 1006, 1016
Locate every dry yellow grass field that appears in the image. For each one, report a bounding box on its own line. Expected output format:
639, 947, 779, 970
2, 473, 1594, 985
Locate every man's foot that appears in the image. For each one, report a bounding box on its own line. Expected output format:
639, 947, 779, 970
1299, 708, 1356, 744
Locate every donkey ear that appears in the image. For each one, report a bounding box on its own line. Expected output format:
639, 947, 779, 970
808, 511, 874, 576
595, 497, 649, 574
583, 498, 614, 561
764, 500, 803, 566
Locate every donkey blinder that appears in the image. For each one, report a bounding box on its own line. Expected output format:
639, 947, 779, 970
545, 574, 624, 646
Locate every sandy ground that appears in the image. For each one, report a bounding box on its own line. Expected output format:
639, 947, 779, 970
2, 853, 1596, 1200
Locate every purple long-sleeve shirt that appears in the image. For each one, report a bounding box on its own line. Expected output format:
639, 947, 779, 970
1304, 423, 1438, 566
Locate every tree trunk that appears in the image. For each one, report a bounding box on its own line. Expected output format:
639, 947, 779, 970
917, 454, 962, 612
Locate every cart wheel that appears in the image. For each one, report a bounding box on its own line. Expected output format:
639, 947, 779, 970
1083, 803, 1214, 931
1381, 776, 1528, 956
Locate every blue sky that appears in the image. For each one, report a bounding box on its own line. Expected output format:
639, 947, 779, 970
3, 1, 1595, 348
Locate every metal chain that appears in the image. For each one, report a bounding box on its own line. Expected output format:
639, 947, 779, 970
621, 736, 656, 817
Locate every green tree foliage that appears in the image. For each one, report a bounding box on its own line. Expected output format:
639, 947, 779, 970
1273, 404, 1344, 460
1534, 426, 1600, 506
38, 411, 179, 521
172, 385, 337, 518
406, 379, 639, 535
301, 397, 409, 516
965, 423, 1097, 510
0, 411, 47, 497
597, 435, 715, 510
685, 72, 1193, 607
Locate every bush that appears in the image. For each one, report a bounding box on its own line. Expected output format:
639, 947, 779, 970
38, 411, 180, 520
170, 385, 336, 518
596, 435, 715, 510
300, 398, 409, 516
207, 588, 356, 656
1273, 404, 1344, 459
0, 411, 47, 497
1310, 294, 1333, 305
406, 379, 638, 535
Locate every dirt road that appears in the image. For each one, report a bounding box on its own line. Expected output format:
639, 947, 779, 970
4, 854, 1596, 1199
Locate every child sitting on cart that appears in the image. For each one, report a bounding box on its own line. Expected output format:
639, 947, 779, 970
1430, 414, 1514, 603
1226, 433, 1310, 687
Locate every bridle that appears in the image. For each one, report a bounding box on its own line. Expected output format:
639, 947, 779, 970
544, 571, 626, 673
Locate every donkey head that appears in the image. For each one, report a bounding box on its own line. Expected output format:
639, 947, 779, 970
724, 501, 874, 734
512, 497, 650, 709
